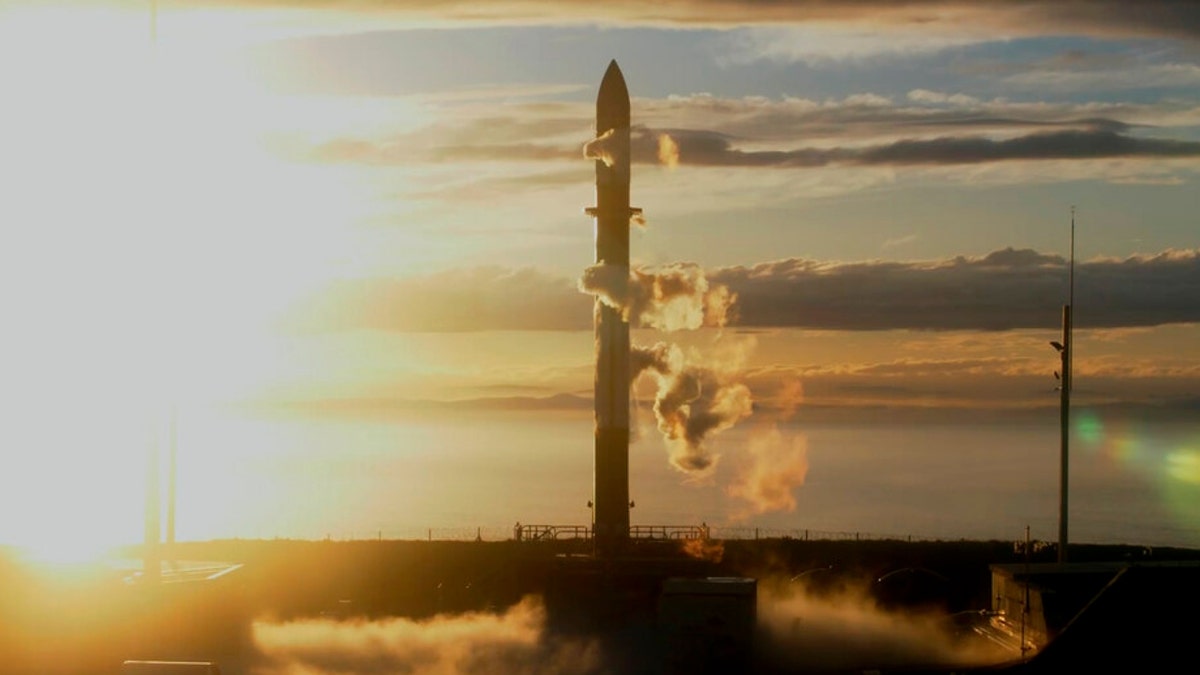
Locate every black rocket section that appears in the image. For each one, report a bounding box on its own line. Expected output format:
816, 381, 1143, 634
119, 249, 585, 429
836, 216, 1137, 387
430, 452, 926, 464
597, 60, 630, 133
589, 60, 638, 558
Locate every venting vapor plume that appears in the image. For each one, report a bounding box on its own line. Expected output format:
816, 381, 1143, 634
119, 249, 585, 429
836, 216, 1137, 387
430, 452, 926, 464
756, 579, 1009, 672
632, 342, 753, 472
728, 426, 809, 515
631, 341, 680, 381
657, 133, 680, 169
583, 128, 629, 169
579, 262, 735, 331
655, 365, 753, 471
252, 596, 600, 675
728, 379, 808, 516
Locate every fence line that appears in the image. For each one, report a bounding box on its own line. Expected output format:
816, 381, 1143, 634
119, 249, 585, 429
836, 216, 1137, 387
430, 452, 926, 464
310, 524, 960, 544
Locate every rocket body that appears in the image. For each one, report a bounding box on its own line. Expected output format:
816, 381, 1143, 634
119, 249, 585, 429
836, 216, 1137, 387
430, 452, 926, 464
591, 61, 633, 557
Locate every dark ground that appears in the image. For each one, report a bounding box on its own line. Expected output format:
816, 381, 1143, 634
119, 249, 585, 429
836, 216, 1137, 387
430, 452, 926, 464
1, 538, 1194, 674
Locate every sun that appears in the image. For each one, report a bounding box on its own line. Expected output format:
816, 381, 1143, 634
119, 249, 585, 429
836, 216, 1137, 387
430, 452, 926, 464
19, 538, 117, 568
0, 3, 372, 554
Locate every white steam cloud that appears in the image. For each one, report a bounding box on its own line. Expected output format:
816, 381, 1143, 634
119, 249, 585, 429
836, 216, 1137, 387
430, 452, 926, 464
657, 133, 680, 169
728, 426, 809, 516
582, 128, 631, 169
579, 262, 736, 331
581, 126, 753, 486
728, 379, 809, 516
756, 579, 1011, 672
252, 596, 600, 675
632, 341, 753, 472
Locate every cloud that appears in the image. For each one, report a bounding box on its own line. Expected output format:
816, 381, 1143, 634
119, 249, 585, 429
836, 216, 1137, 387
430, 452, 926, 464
1009, 62, 1200, 92
963, 45, 1200, 90
288, 249, 1200, 333
139, 1, 1200, 42
740, 349, 1200, 412
632, 340, 755, 473
253, 596, 601, 675
757, 579, 1009, 672
289, 92, 1200, 181
882, 234, 918, 249
716, 248, 1200, 331
303, 125, 1200, 173
284, 266, 590, 333
722, 23, 991, 65
629, 128, 1200, 168
579, 262, 736, 331
906, 90, 982, 106
727, 380, 809, 516
636, 92, 1181, 143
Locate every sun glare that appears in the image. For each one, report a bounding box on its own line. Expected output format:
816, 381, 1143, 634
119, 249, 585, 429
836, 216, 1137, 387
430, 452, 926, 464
0, 4, 392, 554
2, 5, 380, 388
19, 537, 117, 568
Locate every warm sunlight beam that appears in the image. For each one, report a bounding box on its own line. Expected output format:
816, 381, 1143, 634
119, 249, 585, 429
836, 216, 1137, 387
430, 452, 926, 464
0, 4, 403, 553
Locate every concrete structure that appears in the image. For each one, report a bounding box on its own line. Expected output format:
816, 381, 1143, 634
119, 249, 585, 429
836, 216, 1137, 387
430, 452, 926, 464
586, 60, 638, 557
659, 577, 757, 674
989, 560, 1200, 667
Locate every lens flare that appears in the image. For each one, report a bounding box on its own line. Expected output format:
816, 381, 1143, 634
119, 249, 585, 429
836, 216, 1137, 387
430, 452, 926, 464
1072, 410, 1200, 544
1162, 445, 1200, 538
1075, 411, 1103, 446
1166, 450, 1200, 486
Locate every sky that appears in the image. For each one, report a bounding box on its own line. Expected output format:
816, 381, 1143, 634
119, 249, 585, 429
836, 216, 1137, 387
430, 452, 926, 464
0, 0, 1198, 553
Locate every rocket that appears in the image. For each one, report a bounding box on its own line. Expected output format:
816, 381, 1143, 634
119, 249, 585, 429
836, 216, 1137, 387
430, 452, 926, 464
586, 60, 639, 557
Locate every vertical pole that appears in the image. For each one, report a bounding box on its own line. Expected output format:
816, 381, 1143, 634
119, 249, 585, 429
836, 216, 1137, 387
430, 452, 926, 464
1022, 525, 1031, 658
1059, 305, 1071, 563
1059, 206, 1075, 564
144, 423, 161, 584
1069, 208, 1074, 304
166, 405, 176, 551
1069, 206, 1075, 393
143, 0, 162, 587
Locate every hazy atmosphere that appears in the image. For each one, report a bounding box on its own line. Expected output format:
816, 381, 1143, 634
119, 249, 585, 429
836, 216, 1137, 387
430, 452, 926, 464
2, 0, 1198, 559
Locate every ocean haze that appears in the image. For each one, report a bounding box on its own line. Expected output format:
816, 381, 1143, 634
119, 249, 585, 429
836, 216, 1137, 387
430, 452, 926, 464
114, 407, 1200, 549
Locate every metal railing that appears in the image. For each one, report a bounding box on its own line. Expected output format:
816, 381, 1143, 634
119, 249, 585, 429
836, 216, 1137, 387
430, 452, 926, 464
515, 524, 591, 542
712, 526, 934, 542
512, 524, 711, 542
629, 525, 708, 541
301, 525, 974, 544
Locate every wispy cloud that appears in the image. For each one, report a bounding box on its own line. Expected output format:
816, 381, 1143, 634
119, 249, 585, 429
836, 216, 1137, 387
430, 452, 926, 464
718, 248, 1200, 331
1003, 61, 1200, 92
138, 1, 1200, 42
284, 266, 590, 333
629, 128, 1200, 167
719, 24, 988, 65
288, 248, 1200, 333
882, 234, 918, 249
286, 92, 1200, 184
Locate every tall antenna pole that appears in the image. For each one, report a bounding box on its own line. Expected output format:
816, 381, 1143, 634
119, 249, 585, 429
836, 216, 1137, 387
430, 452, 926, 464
1058, 206, 1075, 564
1058, 305, 1070, 563
167, 405, 177, 551
1069, 206, 1075, 310
142, 0, 163, 585
1069, 206, 1075, 392
144, 423, 161, 584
